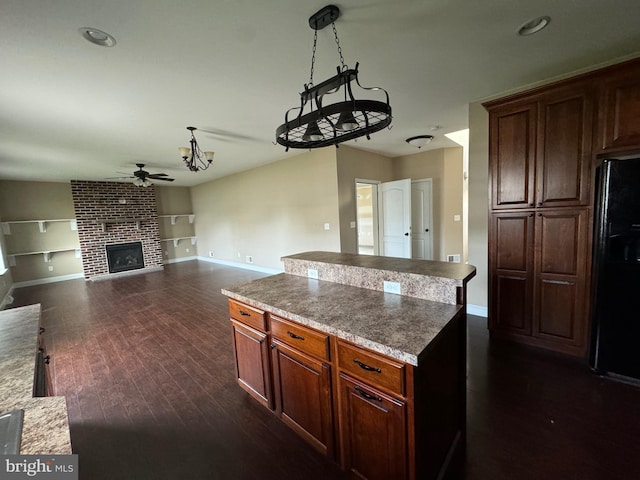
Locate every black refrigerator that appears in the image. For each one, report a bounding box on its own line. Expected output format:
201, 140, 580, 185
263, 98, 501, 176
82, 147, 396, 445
590, 157, 640, 383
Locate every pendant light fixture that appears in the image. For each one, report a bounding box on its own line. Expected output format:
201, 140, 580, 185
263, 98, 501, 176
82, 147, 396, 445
275, 5, 392, 151
178, 127, 215, 172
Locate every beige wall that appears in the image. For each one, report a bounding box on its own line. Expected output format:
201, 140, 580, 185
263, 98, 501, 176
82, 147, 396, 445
155, 186, 197, 262
0, 181, 82, 285
393, 147, 463, 261
336, 146, 394, 253
191, 148, 341, 270
467, 102, 490, 309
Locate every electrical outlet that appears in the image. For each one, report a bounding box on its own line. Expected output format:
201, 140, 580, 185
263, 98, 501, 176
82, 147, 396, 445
48, 266, 54, 272
383, 281, 401, 295
307, 268, 319, 279
185, 248, 189, 253
246, 255, 253, 264
208, 251, 215, 257
324, 223, 330, 230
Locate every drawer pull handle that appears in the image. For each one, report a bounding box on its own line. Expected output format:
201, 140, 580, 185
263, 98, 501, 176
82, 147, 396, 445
239, 310, 251, 316
287, 331, 305, 340
353, 359, 382, 373
355, 385, 382, 402
44, 355, 51, 365
39, 327, 45, 334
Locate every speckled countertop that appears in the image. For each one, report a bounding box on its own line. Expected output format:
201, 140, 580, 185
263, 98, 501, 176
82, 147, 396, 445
282, 251, 476, 304
0, 304, 72, 454
222, 273, 463, 366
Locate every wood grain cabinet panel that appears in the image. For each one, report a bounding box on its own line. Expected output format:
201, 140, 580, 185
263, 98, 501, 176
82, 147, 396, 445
338, 373, 407, 480
489, 103, 537, 209
533, 209, 589, 349
271, 339, 334, 456
230, 319, 273, 409
536, 86, 594, 207
489, 212, 534, 336
598, 61, 640, 151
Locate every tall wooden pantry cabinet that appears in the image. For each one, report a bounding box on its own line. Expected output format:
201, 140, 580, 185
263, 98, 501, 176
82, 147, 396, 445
484, 57, 640, 357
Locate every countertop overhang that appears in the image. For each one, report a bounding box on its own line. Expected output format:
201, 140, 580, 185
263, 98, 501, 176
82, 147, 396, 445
222, 273, 463, 366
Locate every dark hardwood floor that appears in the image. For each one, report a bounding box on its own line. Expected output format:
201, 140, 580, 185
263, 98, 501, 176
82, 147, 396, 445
8, 261, 640, 479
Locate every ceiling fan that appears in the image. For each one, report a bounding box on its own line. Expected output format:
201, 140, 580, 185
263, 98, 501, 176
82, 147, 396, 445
109, 163, 175, 187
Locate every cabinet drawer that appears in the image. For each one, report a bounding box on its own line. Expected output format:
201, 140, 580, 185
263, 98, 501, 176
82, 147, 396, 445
337, 341, 405, 396
270, 315, 330, 361
228, 299, 267, 332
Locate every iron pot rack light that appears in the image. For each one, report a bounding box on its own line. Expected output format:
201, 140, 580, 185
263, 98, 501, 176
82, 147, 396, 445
275, 5, 392, 151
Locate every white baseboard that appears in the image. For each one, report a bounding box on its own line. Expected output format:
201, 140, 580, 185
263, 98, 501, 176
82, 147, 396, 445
163, 255, 198, 264
467, 304, 488, 317
12, 273, 85, 289
0, 286, 15, 310
197, 256, 282, 275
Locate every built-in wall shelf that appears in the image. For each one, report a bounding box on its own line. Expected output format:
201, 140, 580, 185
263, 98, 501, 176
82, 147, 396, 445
8, 248, 82, 266
1, 219, 77, 235
160, 236, 197, 247
95, 218, 143, 232
158, 214, 195, 225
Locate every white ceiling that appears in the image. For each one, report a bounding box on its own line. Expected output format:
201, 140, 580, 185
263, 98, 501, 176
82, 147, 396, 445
1, 0, 640, 187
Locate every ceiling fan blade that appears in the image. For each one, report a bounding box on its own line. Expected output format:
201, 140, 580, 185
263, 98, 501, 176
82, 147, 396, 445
105, 176, 134, 180
147, 173, 169, 178
152, 177, 175, 182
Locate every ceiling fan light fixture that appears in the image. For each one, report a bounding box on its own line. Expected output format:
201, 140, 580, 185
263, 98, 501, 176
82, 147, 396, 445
275, 5, 392, 151
406, 135, 434, 149
179, 127, 214, 172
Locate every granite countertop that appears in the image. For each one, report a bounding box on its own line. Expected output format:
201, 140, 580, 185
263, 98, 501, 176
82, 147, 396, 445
283, 251, 477, 284
222, 273, 463, 366
0, 304, 72, 454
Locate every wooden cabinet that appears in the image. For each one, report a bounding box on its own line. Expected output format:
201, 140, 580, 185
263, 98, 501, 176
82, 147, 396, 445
489, 84, 594, 211
229, 300, 273, 409
227, 298, 465, 480
270, 316, 334, 456
485, 70, 603, 357
597, 60, 640, 152
336, 340, 409, 479
489, 209, 590, 355
338, 373, 407, 480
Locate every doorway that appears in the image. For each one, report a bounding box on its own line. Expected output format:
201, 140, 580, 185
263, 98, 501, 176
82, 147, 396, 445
355, 181, 379, 255
355, 179, 433, 259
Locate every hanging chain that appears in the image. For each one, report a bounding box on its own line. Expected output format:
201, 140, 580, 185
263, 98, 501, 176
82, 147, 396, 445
332, 22, 346, 69
308, 28, 318, 86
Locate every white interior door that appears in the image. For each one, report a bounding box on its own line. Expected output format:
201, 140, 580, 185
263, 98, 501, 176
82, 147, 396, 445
379, 179, 411, 258
411, 179, 433, 260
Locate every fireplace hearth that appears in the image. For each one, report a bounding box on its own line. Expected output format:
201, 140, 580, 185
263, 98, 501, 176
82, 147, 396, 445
106, 242, 145, 274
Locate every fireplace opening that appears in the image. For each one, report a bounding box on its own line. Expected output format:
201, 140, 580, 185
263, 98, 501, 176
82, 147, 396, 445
106, 242, 145, 274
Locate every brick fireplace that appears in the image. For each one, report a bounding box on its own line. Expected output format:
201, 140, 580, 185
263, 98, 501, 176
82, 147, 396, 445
71, 180, 163, 280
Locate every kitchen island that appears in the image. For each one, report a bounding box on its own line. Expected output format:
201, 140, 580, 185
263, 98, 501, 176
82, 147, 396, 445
0, 304, 72, 454
222, 251, 475, 480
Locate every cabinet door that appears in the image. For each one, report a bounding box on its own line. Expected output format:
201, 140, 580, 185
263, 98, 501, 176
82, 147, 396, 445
533, 208, 589, 354
271, 339, 334, 457
230, 319, 273, 409
537, 86, 594, 207
489, 211, 535, 336
489, 102, 537, 209
338, 373, 407, 480
598, 61, 640, 151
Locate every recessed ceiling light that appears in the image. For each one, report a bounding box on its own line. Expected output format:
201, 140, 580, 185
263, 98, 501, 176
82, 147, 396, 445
517, 16, 551, 36
79, 27, 117, 47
